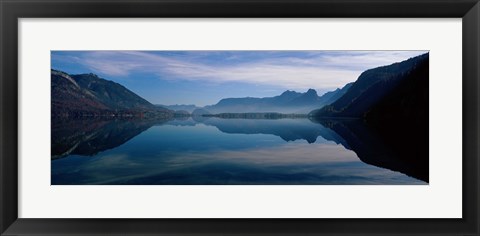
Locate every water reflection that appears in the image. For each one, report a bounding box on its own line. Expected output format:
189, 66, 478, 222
51, 118, 167, 159
51, 117, 428, 185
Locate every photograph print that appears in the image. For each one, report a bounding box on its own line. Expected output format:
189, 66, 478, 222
51, 50, 429, 185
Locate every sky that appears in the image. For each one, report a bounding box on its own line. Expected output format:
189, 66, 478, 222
51, 50, 427, 106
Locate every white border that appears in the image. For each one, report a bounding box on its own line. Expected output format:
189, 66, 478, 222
18, 18, 462, 218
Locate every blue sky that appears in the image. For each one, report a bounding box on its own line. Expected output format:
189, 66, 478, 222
51, 50, 427, 106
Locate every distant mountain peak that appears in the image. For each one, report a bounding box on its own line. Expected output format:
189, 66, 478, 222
305, 89, 317, 96
201, 86, 351, 114
280, 90, 298, 96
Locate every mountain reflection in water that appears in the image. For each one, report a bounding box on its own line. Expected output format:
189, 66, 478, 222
51, 117, 428, 185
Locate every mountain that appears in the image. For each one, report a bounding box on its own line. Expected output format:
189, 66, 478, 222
51, 70, 109, 115
157, 104, 199, 113
287, 89, 319, 106
309, 53, 429, 119
319, 82, 353, 106
71, 73, 154, 110
203, 85, 352, 114
308, 53, 429, 182
204, 112, 307, 119
51, 69, 173, 118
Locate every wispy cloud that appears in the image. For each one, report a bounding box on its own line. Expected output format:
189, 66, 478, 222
53, 50, 427, 91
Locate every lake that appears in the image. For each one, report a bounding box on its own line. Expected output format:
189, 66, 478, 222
51, 117, 428, 185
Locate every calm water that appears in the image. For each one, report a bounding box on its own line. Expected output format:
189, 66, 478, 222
51, 117, 428, 185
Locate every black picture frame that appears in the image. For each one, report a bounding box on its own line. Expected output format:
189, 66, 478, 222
1, 0, 479, 235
